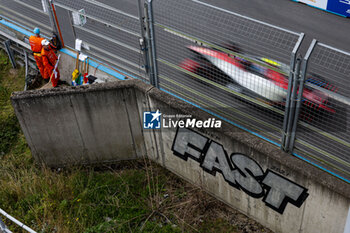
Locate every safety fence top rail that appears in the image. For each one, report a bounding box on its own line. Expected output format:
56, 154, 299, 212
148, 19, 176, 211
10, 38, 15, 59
318, 43, 350, 56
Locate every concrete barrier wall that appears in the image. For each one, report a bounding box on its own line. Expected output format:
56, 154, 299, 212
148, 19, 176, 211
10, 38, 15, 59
11, 81, 145, 166
11, 80, 350, 233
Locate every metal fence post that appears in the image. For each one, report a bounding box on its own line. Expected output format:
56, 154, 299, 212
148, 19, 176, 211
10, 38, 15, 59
288, 39, 318, 152
146, 0, 159, 88
284, 57, 302, 151
23, 49, 29, 91
46, 0, 57, 34
281, 33, 304, 151
138, 0, 150, 79
144, 2, 155, 86
3, 40, 16, 69
48, 0, 65, 47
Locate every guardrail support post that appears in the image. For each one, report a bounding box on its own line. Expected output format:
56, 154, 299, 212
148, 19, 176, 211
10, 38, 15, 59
48, 0, 65, 47
284, 57, 302, 151
288, 39, 317, 152
46, 0, 57, 34
24, 49, 29, 91
138, 0, 150, 78
3, 40, 16, 69
281, 33, 304, 151
144, 3, 154, 85
145, 0, 159, 88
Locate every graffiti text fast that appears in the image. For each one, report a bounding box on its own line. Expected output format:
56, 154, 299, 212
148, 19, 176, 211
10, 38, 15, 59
172, 128, 308, 214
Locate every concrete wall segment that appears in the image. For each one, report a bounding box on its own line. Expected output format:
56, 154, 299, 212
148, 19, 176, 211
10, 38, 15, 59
11, 80, 143, 167
143, 82, 350, 199
11, 79, 350, 197
10, 79, 350, 233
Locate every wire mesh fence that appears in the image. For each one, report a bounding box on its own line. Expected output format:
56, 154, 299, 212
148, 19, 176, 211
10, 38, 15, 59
152, 0, 303, 146
292, 42, 350, 179
0, 0, 52, 36
53, 0, 147, 82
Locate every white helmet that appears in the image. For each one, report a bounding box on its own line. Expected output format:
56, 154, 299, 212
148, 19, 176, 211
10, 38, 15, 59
41, 39, 50, 46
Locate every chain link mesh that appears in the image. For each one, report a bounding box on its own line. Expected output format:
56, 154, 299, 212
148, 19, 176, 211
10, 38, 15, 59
53, 0, 147, 81
0, 0, 52, 36
294, 43, 350, 179
153, 0, 301, 145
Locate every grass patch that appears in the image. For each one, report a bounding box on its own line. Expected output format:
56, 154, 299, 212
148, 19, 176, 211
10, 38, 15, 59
0, 50, 272, 232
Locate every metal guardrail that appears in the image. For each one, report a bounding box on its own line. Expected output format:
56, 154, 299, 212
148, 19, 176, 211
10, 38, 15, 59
0, 208, 36, 233
0, 0, 349, 182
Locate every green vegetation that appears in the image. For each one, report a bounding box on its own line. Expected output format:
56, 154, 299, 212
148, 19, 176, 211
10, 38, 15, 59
0, 50, 271, 232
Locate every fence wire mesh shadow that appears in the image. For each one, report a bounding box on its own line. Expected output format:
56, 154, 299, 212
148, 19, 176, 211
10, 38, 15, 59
292, 42, 350, 180
53, 0, 148, 82
0, 0, 53, 37
152, 0, 302, 146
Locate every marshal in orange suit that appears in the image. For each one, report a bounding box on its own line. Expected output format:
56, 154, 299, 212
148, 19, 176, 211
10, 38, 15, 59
29, 28, 45, 79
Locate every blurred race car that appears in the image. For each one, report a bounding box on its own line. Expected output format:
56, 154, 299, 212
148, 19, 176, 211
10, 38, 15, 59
179, 44, 339, 117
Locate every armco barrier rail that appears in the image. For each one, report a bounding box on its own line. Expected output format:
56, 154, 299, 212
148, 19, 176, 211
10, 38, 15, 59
0, 0, 349, 182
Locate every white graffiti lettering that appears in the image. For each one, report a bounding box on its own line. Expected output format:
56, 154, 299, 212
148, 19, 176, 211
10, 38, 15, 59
172, 128, 309, 214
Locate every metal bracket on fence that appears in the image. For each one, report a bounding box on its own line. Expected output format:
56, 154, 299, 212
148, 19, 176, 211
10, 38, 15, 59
3, 40, 16, 69
281, 33, 304, 151
145, 0, 159, 88
288, 39, 318, 152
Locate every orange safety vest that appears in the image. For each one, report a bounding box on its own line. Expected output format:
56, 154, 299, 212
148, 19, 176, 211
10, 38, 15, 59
29, 35, 44, 55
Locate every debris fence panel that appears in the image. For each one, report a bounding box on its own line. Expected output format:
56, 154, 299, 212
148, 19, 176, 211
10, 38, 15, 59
294, 43, 350, 179
0, 0, 52, 36
153, 0, 302, 145
53, 0, 147, 82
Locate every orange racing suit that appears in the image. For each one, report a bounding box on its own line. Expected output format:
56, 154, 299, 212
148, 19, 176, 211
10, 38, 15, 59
29, 35, 45, 78
41, 46, 60, 87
